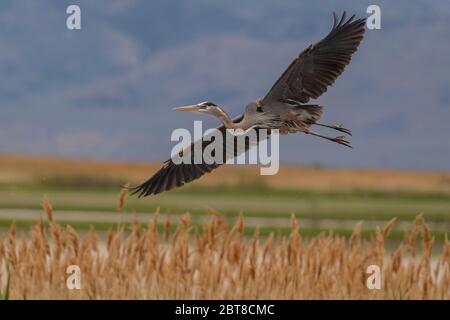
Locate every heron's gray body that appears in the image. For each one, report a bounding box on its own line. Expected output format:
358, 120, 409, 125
213, 101, 322, 132
244, 101, 323, 132
131, 12, 366, 197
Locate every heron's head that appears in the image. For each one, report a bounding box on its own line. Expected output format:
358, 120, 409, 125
173, 101, 221, 116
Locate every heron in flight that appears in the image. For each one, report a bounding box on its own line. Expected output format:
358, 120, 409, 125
131, 12, 365, 197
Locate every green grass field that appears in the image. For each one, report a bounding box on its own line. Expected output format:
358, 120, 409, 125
1, 182, 449, 241
0, 155, 448, 242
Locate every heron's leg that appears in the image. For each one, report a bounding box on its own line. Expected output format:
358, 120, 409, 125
315, 123, 352, 136
290, 128, 352, 148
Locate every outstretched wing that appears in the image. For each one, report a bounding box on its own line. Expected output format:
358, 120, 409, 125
130, 114, 265, 197
262, 12, 365, 105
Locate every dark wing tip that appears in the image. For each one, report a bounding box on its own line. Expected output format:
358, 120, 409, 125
128, 161, 219, 198
332, 11, 366, 28
127, 165, 170, 198
127, 183, 148, 198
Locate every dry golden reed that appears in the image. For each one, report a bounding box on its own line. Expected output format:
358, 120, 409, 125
118, 185, 129, 212
0, 198, 449, 300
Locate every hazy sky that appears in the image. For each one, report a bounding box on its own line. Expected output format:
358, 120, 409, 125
1, 0, 449, 170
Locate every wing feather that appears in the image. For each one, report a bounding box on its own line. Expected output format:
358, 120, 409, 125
129, 115, 250, 197
262, 12, 366, 105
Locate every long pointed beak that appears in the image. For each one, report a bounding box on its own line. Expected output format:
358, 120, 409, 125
173, 105, 200, 112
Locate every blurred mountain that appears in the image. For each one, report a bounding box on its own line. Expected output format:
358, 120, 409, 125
0, 0, 449, 169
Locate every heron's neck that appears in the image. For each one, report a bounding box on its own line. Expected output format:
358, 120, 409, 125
214, 108, 241, 129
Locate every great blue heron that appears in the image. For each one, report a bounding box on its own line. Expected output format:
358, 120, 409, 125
130, 12, 365, 197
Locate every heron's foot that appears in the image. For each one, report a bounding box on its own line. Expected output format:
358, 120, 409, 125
330, 135, 352, 148
303, 129, 352, 148
315, 123, 352, 136
332, 124, 352, 136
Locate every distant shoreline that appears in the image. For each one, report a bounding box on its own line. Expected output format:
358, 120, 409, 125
1, 153, 449, 195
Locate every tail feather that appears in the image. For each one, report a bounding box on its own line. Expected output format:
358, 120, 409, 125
293, 104, 323, 124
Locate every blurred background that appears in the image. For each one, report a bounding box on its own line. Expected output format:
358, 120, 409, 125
0, 0, 449, 243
